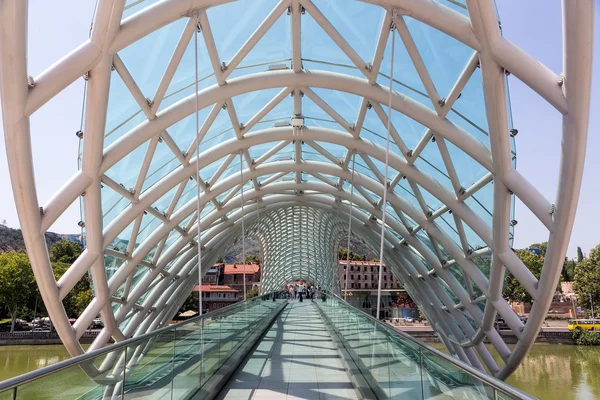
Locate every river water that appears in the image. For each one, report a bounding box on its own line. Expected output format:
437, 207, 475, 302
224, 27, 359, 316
0, 343, 598, 398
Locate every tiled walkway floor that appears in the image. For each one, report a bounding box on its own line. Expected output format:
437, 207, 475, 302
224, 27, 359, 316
216, 301, 359, 400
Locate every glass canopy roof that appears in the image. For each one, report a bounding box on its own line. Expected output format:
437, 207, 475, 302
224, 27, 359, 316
3, 0, 593, 385
79, 0, 517, 378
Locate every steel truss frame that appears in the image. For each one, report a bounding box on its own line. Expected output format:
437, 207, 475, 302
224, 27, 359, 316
0, 0, 593, 380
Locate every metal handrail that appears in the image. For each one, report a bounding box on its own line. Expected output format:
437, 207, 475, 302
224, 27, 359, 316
320, 290, 535, 400
0, 292, 279, 393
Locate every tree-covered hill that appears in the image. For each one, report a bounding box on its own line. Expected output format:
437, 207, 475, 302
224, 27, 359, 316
0, 225, 65, 253
220, 234, 377, 264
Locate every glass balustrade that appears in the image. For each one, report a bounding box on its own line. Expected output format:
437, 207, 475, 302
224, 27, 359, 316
314, 292, 534, 400
0, 293, 286, 400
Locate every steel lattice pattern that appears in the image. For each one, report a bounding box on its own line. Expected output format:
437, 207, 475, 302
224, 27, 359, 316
0, 0, 593, 380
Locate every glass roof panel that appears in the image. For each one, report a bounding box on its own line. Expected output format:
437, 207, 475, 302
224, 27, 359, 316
90, 0, 517, 336
464, 182, 494, 228
104, 74, 146, 147
105, 140, 149, 191
404, 17, 473, 102
206, 0, 281, 64
312, 0, 383, 63
379, 28, 427, 97
119, 19, 188, 99
232, 88, 287, 124
236, 11, 291, 68
444, 140, 488, 189
436, 210, 463, 250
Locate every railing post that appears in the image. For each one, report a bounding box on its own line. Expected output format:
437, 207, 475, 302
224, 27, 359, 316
121, 346, 127, 399
170, 328, 176, 400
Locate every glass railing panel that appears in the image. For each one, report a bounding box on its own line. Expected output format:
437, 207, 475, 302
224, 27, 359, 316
14, 347, 127, 400
388, 335, 423, 399
314, 292, 532, 400
170, 322, 202, 399
123, 329, 174, 399
0, 293, 286, 400
420, 347, 494, 399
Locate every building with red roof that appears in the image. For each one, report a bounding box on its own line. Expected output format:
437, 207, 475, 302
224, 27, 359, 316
193, 284, 240, 313
222, 264, 260, 295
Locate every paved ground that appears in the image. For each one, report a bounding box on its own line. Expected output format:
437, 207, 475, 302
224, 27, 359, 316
216, 301, 359, 400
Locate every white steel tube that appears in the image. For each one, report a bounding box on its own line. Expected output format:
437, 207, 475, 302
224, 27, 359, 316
240, 152, 247, 300
344, 153, 356, 301
195, 12, 203, 316
376, 13, 396, 320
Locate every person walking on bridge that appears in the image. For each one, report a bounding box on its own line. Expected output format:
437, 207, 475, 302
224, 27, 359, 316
298, 283, 304, 302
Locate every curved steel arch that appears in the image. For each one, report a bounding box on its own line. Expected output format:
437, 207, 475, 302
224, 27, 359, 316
0, 0, 593, 380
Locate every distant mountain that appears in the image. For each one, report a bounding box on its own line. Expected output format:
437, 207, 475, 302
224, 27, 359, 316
340, 235, 378, 261
220, 234, 376, 264
222, 237, 262, 263
0, 225, 65, 253
0, 223, 375, 262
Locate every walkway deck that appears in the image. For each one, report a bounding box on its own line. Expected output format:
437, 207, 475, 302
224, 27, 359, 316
216, 301, 360, 400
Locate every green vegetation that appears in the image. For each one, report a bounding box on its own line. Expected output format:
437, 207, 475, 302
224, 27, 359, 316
572, 326, 600, 346
573, 243, 600, 310
244, 254, 260, 265
180, 291, 199, 313
501, 241, 586, 304
50, 241, 83, 264
338, 247, 366, 261
504, 248, 545, 303
246, 287, 260, 299
0, 251, 35, 332
0, 224, 63, 253
0, 241, 90, 331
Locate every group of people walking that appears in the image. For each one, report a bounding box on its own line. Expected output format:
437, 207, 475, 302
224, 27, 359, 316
284, 283, 320, 302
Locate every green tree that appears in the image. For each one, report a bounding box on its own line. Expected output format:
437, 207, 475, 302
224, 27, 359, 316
504, 249, 544, 303
179, 291, 199, 313
246, 287, 260, 299
50, 241, 83, 264
529, 242, 548, 257
562, 258, 577, 282
578, 246, 585, 263
52, 262, 91, 317
245, 254, 260, 265
574, 244, 600, 311
0, 252, 35, 332
48, 242, 88, 317
338, 247, 365, 261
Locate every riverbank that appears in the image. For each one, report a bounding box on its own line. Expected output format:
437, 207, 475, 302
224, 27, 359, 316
0, 330, 106, 346
393, 323, 575, 344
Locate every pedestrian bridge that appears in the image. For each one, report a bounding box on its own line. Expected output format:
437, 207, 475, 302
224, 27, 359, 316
0, 294, 532, 399
0, 0, 594, 391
